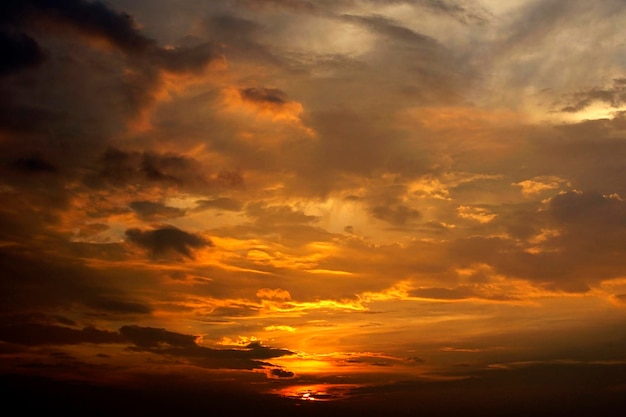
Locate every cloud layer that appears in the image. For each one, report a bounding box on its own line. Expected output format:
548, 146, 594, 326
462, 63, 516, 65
1, 0, 626, 414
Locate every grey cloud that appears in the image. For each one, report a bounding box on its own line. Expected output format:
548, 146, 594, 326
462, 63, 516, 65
240, 87, 288, 105
88, 146, 242, 192
561, 78, 626, 113
8, 0, 218, 72
129, 201, 186, 221
22, 0, 153, 53
125, 225, 212, 259
94, 148, 206, 188
202, 14, 282, 66
0, 245, 152, 315
412, 0, 490, 25
371, 204, 421, 226
342, 14, 440, 46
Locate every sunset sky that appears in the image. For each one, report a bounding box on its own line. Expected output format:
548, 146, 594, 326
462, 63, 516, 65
1, 0, 626, 415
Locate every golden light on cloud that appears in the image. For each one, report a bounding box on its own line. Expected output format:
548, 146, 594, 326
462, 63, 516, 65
456, 205, 497, 223
515, 176, 570, 196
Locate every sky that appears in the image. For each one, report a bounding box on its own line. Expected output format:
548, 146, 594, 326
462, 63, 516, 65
1, 0, 626, 415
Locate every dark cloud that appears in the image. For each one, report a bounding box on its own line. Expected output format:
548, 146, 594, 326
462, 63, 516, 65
8, 154, 58, 174
371, 205, 421, 226
269, 368, 295, 378
119, 325, 197, 348
0, 103, 61, 134
0, 30, 45, 75
120, 325, 293, 370
3, 0, 217, 71
0, 312, 76, 327
240, 87, 288, 105
93, 147, 206, 188
548, 190, 625, 225
0, 323, 123, 346
129, 201, 186, 221
86, 297, 153, 314
561, 78, 626, 113
0, 245, 151, 315
23, 0, 152, 53
125, 225, 212, 259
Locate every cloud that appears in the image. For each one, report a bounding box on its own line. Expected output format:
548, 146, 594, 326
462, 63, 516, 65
413, 0, 491, 25
8, 154, 58, 174
561, 78, 626, 113
341, 13, 440, 46
194, 197, 244, 212
240, 87, 289, 105
409, 285, 518, 302
0, 30, 45, 75
0, 245, 152, 315
245, 203, 319, 226
125, 225, 212, 259
257, 288, 292, 300
5, 0, 218, 70
514, 176, 569, 196
268, 368, 295, 378
85, 297, 153, 314
457, 205, 497, 223
371, 205, 421, 226
119, 325, 198, 348
120, 325, 294, 370
129, 201, 186, 221
82, 147, 242, 195
0, 323, 123, 346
